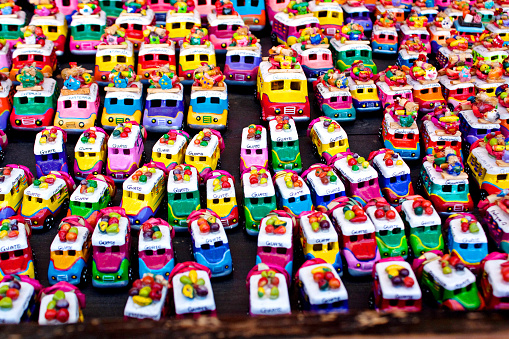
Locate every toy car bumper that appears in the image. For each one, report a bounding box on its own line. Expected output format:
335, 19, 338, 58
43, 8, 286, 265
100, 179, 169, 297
194, 251, 233, 278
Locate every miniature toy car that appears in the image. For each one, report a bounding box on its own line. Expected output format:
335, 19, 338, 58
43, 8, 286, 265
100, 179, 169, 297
29, 12, 68, 56
34, 126, 68, 177
342, 3, 372, 34
480, 252, 509, 309
399, 24, 430, 53
184, 128, 224, 183
151, 130, 190, 170
330, 38, 376, 73
178, 27, 216, 84
94, 38, 135, 86
269, 116, 302, 173
422, 120, 462, 157
478, 193, 509, 253
271, 11, 320, 46
273, 170, 313, 218
302, 163, 346, 211
459, 109, 501, 153
291, 33, 331, 81
69, 8, 107, 54
246, 263, 291, 316
206, 12, 245, 53
138, 31, 176, 83
0, 217, 34, 280
124, 273, 170, 320
0, 165, 33, 220
0, 274, 42, 324
73, 127, 109, 179
204, 170, 238, 229
376, 68, 414, 110
138, 218, 175, 279
0, 7, 26, 50
38, 282, 85, 324
224, 29, 261, 86
347, 71, 382, 114
312, 71, 356, 122
308, 116, 350, 163
101, 72, 143, 128
240, 124, 268, 174
308, 0, 343, 38
165, 9, 201, 47
372, 13, 398, 55
234, 0, 266, 31
115, 2, 155, 50
167, 164, 201, 232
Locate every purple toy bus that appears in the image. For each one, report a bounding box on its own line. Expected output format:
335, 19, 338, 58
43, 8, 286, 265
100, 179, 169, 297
240, 124, 268, 174
34, 126, 69, 178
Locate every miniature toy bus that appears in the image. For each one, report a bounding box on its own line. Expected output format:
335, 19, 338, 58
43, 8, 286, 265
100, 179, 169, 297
138, 42, 176, 82
479, 197, 509, 254
374, 5, 405, 25
396, 49, 420, 70
380, 113, 420, 161
422, 120, 462, 156
302, 163, 346, 211
206, 13, 245, 53
372, 25, 398, 57
439, 75, 476, 111
436, 46, 473, 70
38, 282, 86, 325
9, 41, 57, 82
271, 12, 320, 46
291, 43, 332, 81
184, 128, 223, 182
376, 81, 413, 111
371, 151, 414, 205
240, 124, 268, 174
313, 80, 356, 122
55, 83, 100, 133
151, 130, 189, 169
480, 254, 509, 309
178, 45, 216, 84
188, 83, 229, 131
474, 77, 509, 98
94, 41, 135, 85
242, 167, 277, 235
124, 274, 170, 320
307, 117, 350, 162
0, 275, 41, 324
69, 11, 107, 55
466, 145, 509, 199
101, 82, 144, 128
405, 76, 446, 115
399, 24, 431, 54
29, 13, 68, 56
34, 127, 68, 177
224, 43, 262, 86
115, 9, 156, 50
347, 76, 382, 114
143, 84, 184, 132
165, 11, 201, 47
459, 109, 500, 152
269, 117, 302, 173
234, 0, 266, 31
138, 218, 175, 279
0, 43, 12, 74
428, 24, 451, 55
0, 218, 34, 280
205, 171, 239, 229
308, 1, 343, 38
273, 170, 313, 218
167, 164, 201, 232
330, 39, 376, 73
0, 165, 33, 219
0, 11, 27, 49
342, 4, 372, 34
73, 127, 109, 179
68, 175, 115, 221
486, 23, 509, 47
247, 263, 291, 316
472, 45, 509, 65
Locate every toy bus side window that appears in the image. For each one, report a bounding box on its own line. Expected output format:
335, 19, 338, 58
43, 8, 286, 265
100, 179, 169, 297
497, 174, 507, 182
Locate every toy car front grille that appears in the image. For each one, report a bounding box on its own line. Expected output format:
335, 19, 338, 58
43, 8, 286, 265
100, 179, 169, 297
284, 107, 296, 115
103, 275, 115, 281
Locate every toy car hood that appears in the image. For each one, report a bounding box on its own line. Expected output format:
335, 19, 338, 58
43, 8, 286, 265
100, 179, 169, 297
241, 126, 267, 150
484, 260, 509, 298
306, 170, 345, 197
70, 179, 109, 203
75, 129, 107, 153
189, 218, 228, 247
311, 116, 348, 144
14, 78, 56, 98
301, 213, 338, 244
172, 268, 215, 315
366, 205, 405, 232
0, 280, 35, 324
372, 151, 411, 178
332, 207, 375, 236
107, 124, 142, 150
333, 156, 378, 183
24, 178, 66, 201
124, 282, 168, 320
34, 130, 65, 156
123, 167, 165, 195
70, 10, 106, 26
376, 260, 422, 300
257, 216, 293, 249
186, 134, 219, 158
91, 216, 128, 247
274, 174, 310, 200
449, 218, 487, 244
50, 225, 90, 252
299, 262, 348, 305
168, 166, 199, 193
269, 119, 298, 142
206, 176, 235, 199
0, 222, 28, 253
242, 171, 275, 199
423, 258, 476, 290
38, 292, 80, 325
248, 270, 290, 315
401, 199, 441, 227
139, 224, 172, 252
153, 133, 187, 156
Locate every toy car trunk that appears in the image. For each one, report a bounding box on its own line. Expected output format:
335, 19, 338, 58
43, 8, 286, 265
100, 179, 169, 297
224, 43, 262, 86
184, 128, 223, 182
38, 282, 85, 324
34, 126, 68, 178
121, 163, 167, 228
438, 75, 476, 111
0, 43, 12, 74
436, 47, 473, 70
269, 118, 302, 173
0, 10, 27, 50
29, 13, 68, 56
405, 76, 445, 115
68, 175, 115, 221
242, 167, 277, 235
486, 23, 509, 46
428, 24, 452, 55
165, 10, 201, 48
240, 124, 268, 174
480, 254, 509, 309
400, 197, 444, 256
271, 12, 320, 47
273, 170, 313, 218
291, 43, 332, 81
307, 117, 350, 162
371, 258, 422, 312
330, 39, 376, 73
302, 164, 346, 211
371, 151, 414, 205
399, 24, 431, 53
9, 40, 57, 82
347, 76, 382, 114
308, 1, 343, 38
205, 170, 239, 229
55, 82, 100, 133
115, 9, 156, 50
101, 81, 143, 128
138, 218, 175, 279
379, 113, 420, 161
376, 81, 413, 110
106, 122, 146, 182
296, 259, 348, 313
246, 263, 291, 316
124, 274, 170, 320
313, 79, 356, 122
396, 49, 420, 70
187, 209, 233, 277
143, 84, 184, 132
422, 120, 462, 156
0, 275, 42, 324
137, 42, 176, 83
0, 165, 33, 219
178, 45, 216, 85
48, 216, 94, 286
459, 109, 500, 151
188, 83, 228, 131
167, 164, 200, 232
73, 127, 109, 179
10, 78, 58, 131
372, 23, 398, 56
342, 4, 372, 34
474, 76, 509, 97
0, 218, 35, 280
466, 145, 509, 198
152, 130, 189, 169
299, 210, 341, 273
206, 13, 245, 53
20, 171, 75, 231
94, 41, 135, 85
255, 211, 294, 274
70, 11, 107, 55
169, 262, 216, 318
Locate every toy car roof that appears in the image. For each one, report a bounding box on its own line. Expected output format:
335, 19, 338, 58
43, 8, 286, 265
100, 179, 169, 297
139, 43, 176, 57
308, 0, 343, 12
257, 216, 293, 249
373, 24, 397, 35
376, 4, 404, 14
376, 81, 413, 96
376, 261, 422, 300
51, 225, 90, 252
342, 4, 369, 13
347, 76, 377, 90
472, 44, 509, 58
107, 123, 142, 149
299, 262, 347, 305
422, 161, 468, 186
59, 82, 99, 102
249, 272, 290, 315
400, 199, 441, 227
438, 46, 472, 61
269, 119, 298, 142
242, 171, 275, 199
411, 6, 438, 15
332, 207, 375, 236
147, 86, 183, 101
315, 82, 352, 101
471, 146, 509, 175
186, 134, 219, 158
153, 133, 187, 155
105, 82, 143, 99
70, 10, 107, 26
116, 8, 155, 25
179, 44, 215, 56
291, 43, 331, 57
25, 178, 66, 201
39, 292, 79, 325
0, 167, 26, 195
139, 224, 172, 251
226, 43, 262, 56
275, 174, 310, 199
30, 12, 66, 26
0, 221, 28, 253
438, 74, 475, 90
206, 176, 236, 199
486, 204, 509, 233
190, 218, 228, 247
330, 38, 372, 53
0, 10, 25, 25
459, 109, 500, 130
423, 120, 461, 142
70, 179, 108, 203
400, 24, 429, 35
124, 283, 168, 320
91, 216, 129, 247
384, 113, 418, 134
486, 23, 509, 33
172, 270, 215, 315
444, 8, 464, 18
449, 218, 487, 244
206, 12, 244, 26
372, 150, 411, 178
306, 169, 346, 197
473, 76, 509, 89
123, 167, 164, 194
0, 281, 34, 324
454, 17, 485, 32
168, 166, 199, 193
423, 258, 476, 290
301, 213, 338, 244
258, 61, 307, 82
333, 156, 378, 183
366, 205, 405, 232
241, 126, 267, 150
75, 130, 107, 153
15, 77, 57, 98
428, 25, 452, 35
96, 41, 134, 57
484, 259, 509, 298
406, 75, 441, 90
398, 48, 422, 60
273, 12, 320, 26
165, 9, 200, 24
0, 79, 12, 99
190, 84, 228, 100
34, 130, 65, 155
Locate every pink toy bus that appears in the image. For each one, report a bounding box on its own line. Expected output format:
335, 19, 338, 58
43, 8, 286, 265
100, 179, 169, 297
55, 83, 100, 133
399, 24, 431, 54
206, 13, 245, 53
138, 218, 175, 279
438, 75, 476, 111
376, 80, 413, 110
265, 0, 290, 26
240, 124, 268, 174
291, 43, 333, 81
272, 12, 320, 46
55, 0, 79, 20
246, 263, 291, 316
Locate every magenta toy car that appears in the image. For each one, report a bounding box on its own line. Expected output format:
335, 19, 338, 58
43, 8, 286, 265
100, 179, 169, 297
240, 124, 268, 174
138, 217, 175, 280
206, 13, 246, 53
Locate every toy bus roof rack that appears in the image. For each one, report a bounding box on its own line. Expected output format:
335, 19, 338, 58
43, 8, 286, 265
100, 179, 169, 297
457, 16, 483, 29
72, 13, 101, 19
97, 44, 128, 50
226, 45, 260, 51
32, 15, 57, 20
143, 43, 171, 49
191, 86, 226, 91
104, 86, 142, 93
147, 87, 180, 94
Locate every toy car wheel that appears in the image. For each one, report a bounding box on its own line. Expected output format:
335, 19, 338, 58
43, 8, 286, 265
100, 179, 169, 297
270, 33, 277, 45
368, 292, 375, 309
61, 199, 70, 214
0, 150, 5, 163
480, 190, 489, 201
378, 126, 383, 144
43, 215, 54, 232
80, 266, 89, 287
128, 266, 133, 282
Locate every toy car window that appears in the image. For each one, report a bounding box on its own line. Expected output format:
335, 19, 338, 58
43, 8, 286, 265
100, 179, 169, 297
64, 100, 72, 108
262, 246, 271, 253
151, 99, 161, 108
345, 51, 355, 58
357, 88, 364, 94
122, 149, 130, 155
498, 174, 507, 181
52, 153, 59, 161
0, 252, 8, 260
368, 179, 375, 186
400, 174, 408, 181
460, 243, 468, 249
103, 55, 111, 62
218, 24, 227, 31
360, 50, 369, 57
54, 250, 64, 256
48, 26, 58, 33
7, 25, 17, 31
367, 88, 373, 93
117, 56, 126, 63
291, 81, 301, 91
457, 184, 465, 192
288, 197, 295, 203
200, 54, 209, 62
186, 55, 194, 62
18, 54, 28, 61
327, 242, 335, 250
17, 97, 28, 105
232, 25, 240, 31
197, 96, 206, 104
185, 22, 195, 30
389, 176, 397, 184
145, 250, 153, 256
406, 133, 414, 140
263, 197, 272, 204
245, 56, 255, 64
34, 96, 45, 104
331, 12, 338, 18
98, 246, 106, 253
271, 81, 284, 91
213, 198, 220, 204
144, 54, 154, 61
256, 149, 263, 155
198, 0, 206, 4
187, 192, 194, 199
442, 185, 452, 193
90, 24, 101, 32
416, 226, 424, 233
393, 228, 401, 234
309, 53, 317, 60
450, 141, 458, 146
115, 1, 124, 8
85, 202, 92, 208
288, 141, 294, 147
330, 96, 338, 103
78, 101, 87, 109
300, 195, 307, 201
201, 243, 210, 250
120, 23, 128, 29
112, 246, 120, 252
318, 11, 327, 17
363, 234, 371, 239
349, 235, 357, 242
172, 23, 180, 29
276, 0, 284, 3
137, 193, 145, 201
68, 250, 76, 257
276, 247, 287, 254
437, 141, 446, 146
379, 34, 386, 39
214, 241, 223, 247
394, 133, 404, 139
352, 12, 358, 17
211, 97, 220, 104
322, 54, 329, 60
124, 99, 134, 105
474, 243, 482, 249
456, 88, 463, 94
158, 54, 169, 62
313, 243, 322, 251
296, 25, 305, 32
77, 25, 85, 32
199, 156, 206, 162
156, 248, 165, 255
224, 197, 231, 203
250, 197, 258, 204
453, 288, 461, 295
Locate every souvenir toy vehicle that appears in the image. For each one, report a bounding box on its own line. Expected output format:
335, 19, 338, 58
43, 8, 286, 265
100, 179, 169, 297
396, 49, 420, 71
246, 263, 291, 316
399, 196, 444, 256
472, 44, 508, 66
34, 126, 68, 177
0, 165, 33, 220
291, 29, 331, 81
184, 128, 224, 182
271, 11, 320, 47
347, 73, 382, 114
372, 13, 398, 56
240, 124, 268, 174
0, 275, 42, 324
0, 217, 34, 280
0, 41, 12, 74
472, 58, 505, 85
376, 67, 414, 109
138, 32, 177, 84
121, 162, 167, 228
99, 0, 124, 25
308, 0, 343, 38
479, 252, 509, 309
453, 16, 485, 48
330, 38, 376, 73
479, 193, 509, 253
295, 259, 347, 312
422, 120, 462, 157
422, 104, 462, 148
0, 5, 26, 50
365, 198, 409, 259
94, 27, 135, 85
205, 170, 238, 229
256, 47, 309, 121
413, 251, 485, 310
273, 170, 312, 218
302, 163, 346, 211
29, 10, 68, 56
55, 65, 99, 132
102, 66, 143, 128
255, 211, 295, 273
165, 8, 200, 47
143, 68, 184, 132
91, 207, 132, 288
138, 218, 175, 279
124, 274, 170, 320
312, 70, 356, 122
242, 166, 277, 235
342, 2, 372, 34
106, 121, 147, 182
20, 171, 75, 231
68, 174, 116, 223
167, 164, 201, 232
269, 116, 302, 173
169, 261, 216, 318
406, 60, 445, 114
436, 36, 473, 70
370, 258, 421, 312
487, 22, 509, 47
207, 11, 246, 53
399, 24, 431, 54
115, 0, 155, 50
327, 152, 382, 206
73, 127, 109, 179
299, 210, 341, 273
369, 149, 414, 206
38, 282, 86, 325
178, 28, 216, 84
429, 19, 453, 55
55, 0, 79, 21
459, 108, 501, 152
224, 28, 261, 86
444, 213, 488, 274
69, 6, 107, 55
188, 65, 229, 131
151, 130, 190, 169
48, 216, 94, 286
233, 0, 265, 31
329, 197, 380, 276
187, 209, 233, 277
308, 116, 350, 162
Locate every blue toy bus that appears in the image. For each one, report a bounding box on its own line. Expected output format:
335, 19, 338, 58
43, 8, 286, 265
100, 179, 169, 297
34, 127, 68, 177
273, 170, 313, 218
302, 163, 346, 211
